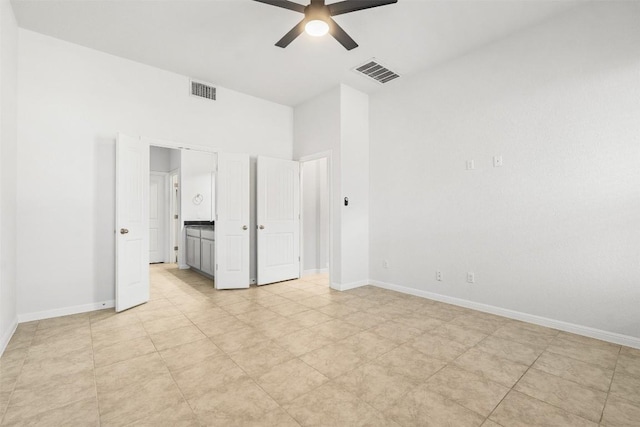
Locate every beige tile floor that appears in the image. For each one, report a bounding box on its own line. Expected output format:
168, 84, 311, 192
1, 263, 639, 426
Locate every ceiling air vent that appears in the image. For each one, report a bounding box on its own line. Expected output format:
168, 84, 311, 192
190, 79, 216, 101
353, 59, 399, 84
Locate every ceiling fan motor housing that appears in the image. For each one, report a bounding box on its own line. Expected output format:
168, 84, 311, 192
305, 1, 329, 23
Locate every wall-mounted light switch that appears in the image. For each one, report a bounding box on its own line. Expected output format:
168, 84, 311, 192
493, 155, 503, 167
466, 160, 475, 170
467, 272, 475, 283
436, 271, 443, 281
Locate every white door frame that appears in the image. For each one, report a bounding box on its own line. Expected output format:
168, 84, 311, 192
169, 168, 180, 263
142, 136, 216, 154
299, 151, 333, 287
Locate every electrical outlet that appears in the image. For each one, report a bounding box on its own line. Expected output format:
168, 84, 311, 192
493, 155, 503, 167
466, 160, 475, 170
467, 272, 475, 283
383, 260, 389, 269
436, 271, 442, 281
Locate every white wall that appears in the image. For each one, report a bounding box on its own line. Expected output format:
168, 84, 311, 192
169, 148, 180, 171
369, 2, 640, 341
0, 0, 18, 352
17, 29, 292, 318
294, 84, 370, 288
181, 150, 215, 222
150, 145, 171, 172
340, 86, 369, 287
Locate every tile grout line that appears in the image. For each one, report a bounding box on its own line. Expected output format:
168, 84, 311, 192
481, 330, 556, 425
233, 301, 400, 424
0, 329, 35, 425
531, 331, 621, 396
136, 299, 203, 427
490, 330, 613, 425
160, 290, 219, 426
162, 284, 303, 425
89, 316, 103, 427
599, 345, 622, 424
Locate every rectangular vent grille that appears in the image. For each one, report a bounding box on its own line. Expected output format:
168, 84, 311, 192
190, 79, 216, 101
354, 60, 399, 84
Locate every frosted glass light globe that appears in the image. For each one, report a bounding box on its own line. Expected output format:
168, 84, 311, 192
305, 19, 329, 37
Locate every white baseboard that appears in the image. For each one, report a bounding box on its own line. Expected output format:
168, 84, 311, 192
370, 280, 640, 350
302, 268, 329, 277
178, 264, 189, 270
0, 318, 18, 357
18, 300, 115, 323
332, 280, 369, 292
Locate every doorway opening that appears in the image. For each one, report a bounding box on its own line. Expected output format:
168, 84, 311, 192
149, 146, 182, 265
148, 146, 215, 288
300, 155, 331, 287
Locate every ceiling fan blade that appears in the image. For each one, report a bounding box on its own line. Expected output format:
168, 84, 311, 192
253, 0, 305, 14
275, 19, 306, 48
328, 0, 397, 16
328, 17, 358, 51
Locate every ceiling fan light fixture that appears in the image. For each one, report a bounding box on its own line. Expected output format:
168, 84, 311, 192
254, 0, 398, 49
305, 19, 329, 37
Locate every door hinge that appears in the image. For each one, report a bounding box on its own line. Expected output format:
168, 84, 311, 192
216, 264, 218, 270
174, 246, 178, 251
298, 256, 300, 261
174, 182, 179, 188
174, 214, 179, 219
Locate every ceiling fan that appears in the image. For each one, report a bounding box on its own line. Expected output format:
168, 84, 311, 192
253, 0, 398, 51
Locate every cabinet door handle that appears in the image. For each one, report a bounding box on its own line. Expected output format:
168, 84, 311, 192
120, 228, 129, 235
242, 225, 248, 230
259, 225, 265, 230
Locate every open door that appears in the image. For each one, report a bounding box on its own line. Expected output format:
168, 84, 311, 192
257, 156, 300, 285
115, 134, 150, 311
215, 152, 250, 289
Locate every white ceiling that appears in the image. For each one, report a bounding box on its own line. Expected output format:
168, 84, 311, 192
11, 0, 579, 106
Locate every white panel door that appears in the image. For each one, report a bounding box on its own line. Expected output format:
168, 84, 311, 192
116, 134, 149, 312
257, 156, 300, 285
149, 173, 167, 263
215, 153, 250, 289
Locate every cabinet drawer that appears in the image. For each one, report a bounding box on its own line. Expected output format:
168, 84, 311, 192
186, 227, 201, 238
201, 228, 214, 240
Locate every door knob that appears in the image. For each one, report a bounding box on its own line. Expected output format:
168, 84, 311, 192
259, 225, 265, 230
242, 225, 248, 230
120, 228, 129, 234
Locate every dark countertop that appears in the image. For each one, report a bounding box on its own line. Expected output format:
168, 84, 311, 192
184, 220, 214, 227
